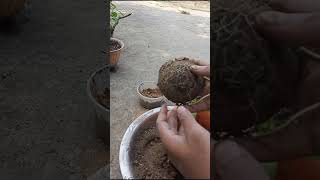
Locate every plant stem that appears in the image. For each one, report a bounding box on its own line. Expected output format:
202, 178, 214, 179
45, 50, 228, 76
119, 13, 132, 19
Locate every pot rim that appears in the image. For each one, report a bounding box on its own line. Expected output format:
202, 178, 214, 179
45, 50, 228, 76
119, 106, 174, 179
86, 65, 110, 112
110, 37, 124, 53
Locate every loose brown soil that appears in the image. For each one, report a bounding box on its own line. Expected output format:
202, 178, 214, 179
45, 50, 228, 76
158, 57, 204, 104
96, 88, 110, 109
110, 39, 121, 51
132, 127, 184, 179
140, 88, 163, 98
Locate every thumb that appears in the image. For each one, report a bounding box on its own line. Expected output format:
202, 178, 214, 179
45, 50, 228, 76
255, 11, 320, 46
191, 65, 210, 77
177, 106, 198, 132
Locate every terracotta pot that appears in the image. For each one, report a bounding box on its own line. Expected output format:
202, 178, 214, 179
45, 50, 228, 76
109, 37, 124, 66
0, 0, 25, 17
276, 158, 320, 180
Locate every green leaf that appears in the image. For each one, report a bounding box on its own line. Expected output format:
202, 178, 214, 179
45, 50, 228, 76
111, 12, 118, 18
110, 2, 116, 9
110, 1, 131, 36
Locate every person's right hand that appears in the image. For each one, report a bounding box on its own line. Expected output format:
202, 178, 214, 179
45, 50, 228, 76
156, 105, 210, 179
186, 59, 210, 112
255, 0, 320, 46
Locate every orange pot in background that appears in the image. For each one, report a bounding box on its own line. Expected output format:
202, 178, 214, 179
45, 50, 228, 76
195, 111, 210, 130
109, 37, 124, 66
276, 158, 320, 180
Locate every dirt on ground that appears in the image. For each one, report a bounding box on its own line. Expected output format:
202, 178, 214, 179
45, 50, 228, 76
132, 127, 184, 179
155, 1, 210, 12
171, 1, 209, 11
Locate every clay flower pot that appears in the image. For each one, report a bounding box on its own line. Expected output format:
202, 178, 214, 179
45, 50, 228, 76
109, 37, 124, 66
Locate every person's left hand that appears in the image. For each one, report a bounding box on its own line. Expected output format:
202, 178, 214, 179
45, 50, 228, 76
187, 59, 210, 113
233, 0, 320, 162
156, 105, 210, 179
255, 0, 320, 46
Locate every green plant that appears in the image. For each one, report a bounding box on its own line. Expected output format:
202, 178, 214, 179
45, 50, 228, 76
110, 2, 131, 37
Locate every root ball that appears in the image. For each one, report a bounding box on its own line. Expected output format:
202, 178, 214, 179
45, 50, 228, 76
158, 57, 204, 104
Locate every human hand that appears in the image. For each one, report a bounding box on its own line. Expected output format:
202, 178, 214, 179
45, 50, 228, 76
255, 0, 320, 46
187, 59, 210, 112
231, 36, 320, 162
213, 140, 269, 180
234, 103, 320, 163
156, 105, 210, 179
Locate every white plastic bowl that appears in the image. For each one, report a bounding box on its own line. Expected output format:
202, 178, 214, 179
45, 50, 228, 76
136, 81, 165, 109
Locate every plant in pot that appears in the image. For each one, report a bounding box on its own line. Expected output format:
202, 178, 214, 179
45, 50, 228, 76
109, 2, 131, 68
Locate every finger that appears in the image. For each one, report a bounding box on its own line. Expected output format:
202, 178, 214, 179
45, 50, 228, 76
186, 94, 210, 113
270, 0, 320, 13
178, 123, 185, 136
157, 104, 168, 123
157, 105, 180, 152
186, 101, 210, 113
167, 106, 178, 134
255, 11, 320, 46
177, 106, 198, 133
157, 104, 169, 134
190, 65, 210, 77
200, 80, 210, 96
192, 59, 210, 66
190, 79, 210, 98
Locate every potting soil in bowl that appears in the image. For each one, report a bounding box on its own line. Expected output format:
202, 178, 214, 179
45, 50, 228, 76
132, 127, 184, 179
141, 88, 163, 98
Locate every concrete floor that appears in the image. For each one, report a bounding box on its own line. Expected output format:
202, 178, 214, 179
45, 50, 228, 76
110, 1, 210, 178
0, 0, 108, 179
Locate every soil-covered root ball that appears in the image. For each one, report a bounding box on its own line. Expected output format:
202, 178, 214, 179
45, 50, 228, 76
158, 57, 205, 104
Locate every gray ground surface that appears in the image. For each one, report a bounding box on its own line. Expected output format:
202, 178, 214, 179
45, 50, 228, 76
110, 2, 210, 179
0, 0, 108, 179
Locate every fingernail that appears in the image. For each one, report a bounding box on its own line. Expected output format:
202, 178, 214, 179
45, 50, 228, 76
177, 106, 186, 112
